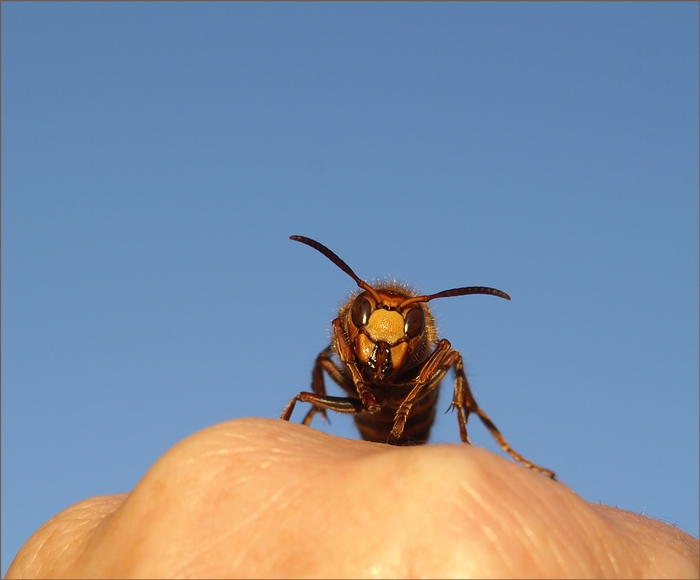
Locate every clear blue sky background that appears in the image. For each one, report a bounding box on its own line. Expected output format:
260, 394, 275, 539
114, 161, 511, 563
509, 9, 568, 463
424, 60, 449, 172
2, 3, 698, 573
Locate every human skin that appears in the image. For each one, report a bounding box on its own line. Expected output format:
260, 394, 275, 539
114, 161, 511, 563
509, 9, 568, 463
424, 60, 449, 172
6, 418, 699, 579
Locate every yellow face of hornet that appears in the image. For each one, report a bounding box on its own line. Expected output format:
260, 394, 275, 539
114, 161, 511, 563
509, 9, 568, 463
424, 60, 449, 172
338, 283, 438, 382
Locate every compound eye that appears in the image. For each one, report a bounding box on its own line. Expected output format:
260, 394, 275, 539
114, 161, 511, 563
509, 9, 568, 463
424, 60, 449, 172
351, 295, 373, 328
404, 307, 425, 338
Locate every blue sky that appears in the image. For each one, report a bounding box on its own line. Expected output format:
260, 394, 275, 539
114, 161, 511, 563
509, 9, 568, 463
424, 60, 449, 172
2, 2, 698, 573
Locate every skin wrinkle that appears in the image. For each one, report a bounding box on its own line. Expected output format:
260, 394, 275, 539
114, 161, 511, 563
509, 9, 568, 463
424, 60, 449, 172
548, 480, 610, 576
589, 506, 644, 577
26, 530, 56, 577
561, 519, 608, 577
497, 475, 545, 555
508, 507, 541, 570
226, 484, 293, 537
547, 526, 581, 577
458, 480, 517, 572
302, 448, 423, 577
588, 512, 624, 577
483, 525, 514, 572
505, 473, 575, 574
556, 497, 610, 577
446, 451, 556, 575
99, 427, 280, 577
465, 461, 612, 578
581, 501, 663, 577
170, 487, 288, 578
512, 503, 568, 577
198, 446, 260, 457
364, 460, 414, 577
170, 454, 307, 578
216, 426, 299, 459
50, 515, 99, 568
26, 497, 121, 578
676, 527, 699, 555
403, 449, 470, 575
595, 505, 698, 577
226, 453, 352, 576
204, 461, 311, 573
360, 464, 410, 578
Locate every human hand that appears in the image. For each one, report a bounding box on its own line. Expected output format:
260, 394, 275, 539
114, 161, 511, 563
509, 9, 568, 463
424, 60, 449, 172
6, 418, 699, 578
